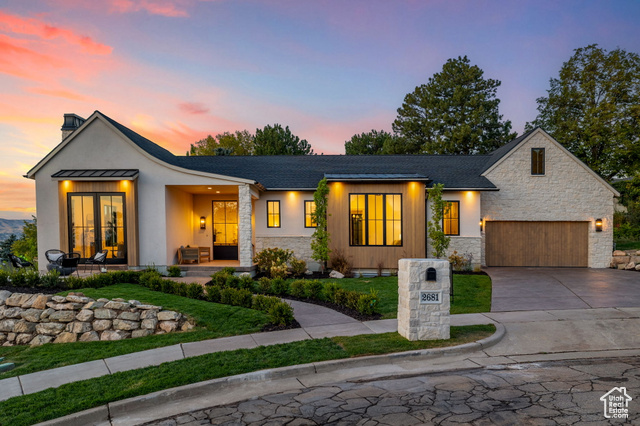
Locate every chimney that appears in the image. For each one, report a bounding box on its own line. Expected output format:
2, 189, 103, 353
61, 113, 86, 140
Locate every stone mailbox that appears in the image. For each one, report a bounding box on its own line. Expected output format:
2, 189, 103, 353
398, 258, 450, 341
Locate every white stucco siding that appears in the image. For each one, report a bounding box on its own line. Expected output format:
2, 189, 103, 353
425, 190, 482, 263
254, 191, 316, 237
32, 117, 251, 268
165, 187, 194, 265
481, 130, 616, 268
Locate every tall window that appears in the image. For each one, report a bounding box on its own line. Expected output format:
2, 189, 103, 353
68, 193, 126, 262
304, 200, 317, 228
350, 194, 402, 246
531, 148, 545, 175
443, 201, 459, 236
267, 200, 280, 228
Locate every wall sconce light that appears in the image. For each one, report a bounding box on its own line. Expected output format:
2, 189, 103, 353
479, 218, 483, 232
595, 218, 603, 232
200, 216, 206, 230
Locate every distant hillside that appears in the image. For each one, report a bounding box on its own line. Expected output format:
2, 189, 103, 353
0, 218, 30, 241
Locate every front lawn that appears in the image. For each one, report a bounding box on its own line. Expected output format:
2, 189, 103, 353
615, 240, 640, 251
332, 273, 492, 318
0, 325, 495, 426
0, 284, 269, 378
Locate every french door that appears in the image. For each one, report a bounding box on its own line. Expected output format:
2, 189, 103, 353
212, 201, 238, 260
68, 193, 127, 263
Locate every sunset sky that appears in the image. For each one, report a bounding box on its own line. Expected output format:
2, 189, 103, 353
1, 0, 639, 219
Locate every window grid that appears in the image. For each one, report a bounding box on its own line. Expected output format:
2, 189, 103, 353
267, 200, 280, 228
304, 200, 317, 228
443, 201, 460, 236
531, 148, 545, 175
350, 193, 402, 246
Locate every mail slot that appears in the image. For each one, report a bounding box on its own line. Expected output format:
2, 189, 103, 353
426, 267, 436, 281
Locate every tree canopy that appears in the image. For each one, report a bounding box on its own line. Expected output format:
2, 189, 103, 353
253, 124, 314, 155
527, 44, 640, 180
393, 56, 516, 155
344, 130, 419, 155
189, 130, 254, 156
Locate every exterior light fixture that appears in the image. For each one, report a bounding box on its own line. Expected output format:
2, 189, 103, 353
479, 219, 483, 232
595, 218, 603, 232
200, 216, 206, 230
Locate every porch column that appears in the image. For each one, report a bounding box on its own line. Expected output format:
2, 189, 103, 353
238, 184, 253, 267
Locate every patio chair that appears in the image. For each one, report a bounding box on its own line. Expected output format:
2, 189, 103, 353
84, 249, 109, 273
46, 249, 80, 277
9, 254, 33, 270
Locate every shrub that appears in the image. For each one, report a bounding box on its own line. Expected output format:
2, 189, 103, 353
289, 257, 307, 277
303, 280, 323, 300
448, 250, 473, 272
0, 269, 9, 286
356, 289, 379, 315
257, 277, 272, 294
220, 288, 234, 305
238, 275, 255, 291
174, 282, 188, 297
324, 282, 340, 303
139, 270, 162, 287
345, 290, 361, 311
220, 288, 252, 307
225, 275, 241, 289
334, 288, 348, 307
220, 267, 237, 275
268, 302, 294, 325
254, 247, 293, 278
210, 270, 231, 287
23, 269, 40, 287
167, 266, 182, 277
205, 285, 221, 303
252, 294, 280, 312
270, 278, 288, 295
289, 280, 306, 298
64, 276, 85, 289
9, 269, 26, 287
186, 283, 203, 299
330, 249, 352, 277
161, 279, 176, 295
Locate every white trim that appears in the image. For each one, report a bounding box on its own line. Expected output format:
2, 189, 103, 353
481, 128, 620, 197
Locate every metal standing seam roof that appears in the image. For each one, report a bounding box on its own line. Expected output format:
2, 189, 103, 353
51, 169, 139, 179
93, 111, 510, 191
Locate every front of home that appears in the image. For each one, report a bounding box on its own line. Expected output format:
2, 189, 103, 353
26, 111, 618, 273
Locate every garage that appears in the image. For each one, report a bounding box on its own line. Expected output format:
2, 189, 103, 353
485, 221, 589, 267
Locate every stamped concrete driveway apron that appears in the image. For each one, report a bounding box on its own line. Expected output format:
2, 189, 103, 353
485, 267, 640, 312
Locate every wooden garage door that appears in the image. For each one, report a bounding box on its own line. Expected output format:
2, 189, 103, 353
485, 221, 588, 267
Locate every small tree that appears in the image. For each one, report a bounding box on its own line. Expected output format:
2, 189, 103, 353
311, 178, 330, 270
426, 184, 451, 258
12, 216, 37, 262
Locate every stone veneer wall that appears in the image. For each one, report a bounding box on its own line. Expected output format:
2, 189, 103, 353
443, 237, 482, 267
481, 131, 616, 268
255, 236, 314, 265
0, 291, 194, 347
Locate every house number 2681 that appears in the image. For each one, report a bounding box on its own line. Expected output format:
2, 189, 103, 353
419, 291, 441, 304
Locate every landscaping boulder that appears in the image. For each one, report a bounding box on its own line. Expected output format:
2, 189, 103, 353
13, 320, 36, 334
159, 321, 178, 333
132, 329, 153, 338
76, 309, 94, 322
141, 319, 158, 330
0, 319, 16, 333
32, 295, 51, 310
626, 262, 636, 270
613, 250, 627, 256
16, 333, 32, 345
54, 332, 78, 344
36, 322, 65, 335
92, 320, 112, 331
94, 309, 117, 319
157, 311, 181, 321
49, 310, 76, 323
101, 330, 130, 341
79, 331, 100, 342
22, 309, 44, 323
329, 270, 345, 279
104, 300, 131, 310
0, 290, 11, 306
118, 311, 140, 321
68, 321, 92, 334
5, 293, 33, 307
30, 335, 53, 347
113, 319, 140, 331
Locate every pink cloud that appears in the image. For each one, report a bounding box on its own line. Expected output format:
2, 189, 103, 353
179, 102, 210, 115
0, 11, 112, 55
108, 0, 190, 17
25, 86, 90, 102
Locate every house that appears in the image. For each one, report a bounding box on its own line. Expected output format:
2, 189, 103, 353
26, 111, 618, 274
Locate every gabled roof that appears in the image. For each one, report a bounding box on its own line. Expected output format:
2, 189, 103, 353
481, 127, 537, 173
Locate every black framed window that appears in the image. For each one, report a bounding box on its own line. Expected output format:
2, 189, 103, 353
68, 192, 127, 263
443, 201, 459, 236
349, 193, 402, 246
531, 148, 545, 175
267, 200, 280, 228
304, 200, 317, 228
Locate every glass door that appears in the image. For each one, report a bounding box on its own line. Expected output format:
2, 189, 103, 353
212, 201, 238, 260
69, 193, 127, 263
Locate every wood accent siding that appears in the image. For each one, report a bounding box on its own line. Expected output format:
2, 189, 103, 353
485, 221, 588, 267
326, 182, 426, 269
58, 180, 139, 266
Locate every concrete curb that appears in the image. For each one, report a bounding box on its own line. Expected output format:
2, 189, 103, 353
35, 324, 504, 426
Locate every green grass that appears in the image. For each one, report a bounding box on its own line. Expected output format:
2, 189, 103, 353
615, 240, 640, 251
0, 325, 495, 426
330, 274, 492, 318
0, 284, 269, 379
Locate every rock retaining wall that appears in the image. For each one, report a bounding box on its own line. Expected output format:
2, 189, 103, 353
610, 250, 640, 271
0, 291, 195, 347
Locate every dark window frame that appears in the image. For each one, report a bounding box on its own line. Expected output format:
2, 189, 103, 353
266, 200, 281, 228
67, 192, 127, 263
349, 193, 403, 247
442, 200, 460, 236
531, 148, 545, 175
304, 200, 317, 228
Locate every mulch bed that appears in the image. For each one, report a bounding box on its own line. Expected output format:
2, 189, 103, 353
0, 286, 65, 295
452, 270, 488, 276
261, 319, 301, 332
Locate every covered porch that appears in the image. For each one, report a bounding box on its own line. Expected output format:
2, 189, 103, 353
164, 183, 258, 269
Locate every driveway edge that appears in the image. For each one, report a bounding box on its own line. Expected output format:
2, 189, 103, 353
36, 324, 505, 426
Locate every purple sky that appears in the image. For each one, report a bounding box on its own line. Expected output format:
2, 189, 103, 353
1, 0, 639, 218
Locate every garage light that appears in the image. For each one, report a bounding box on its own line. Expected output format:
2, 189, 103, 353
200, 216, 206, 230
595, 218, 603, 232
479, 218, 483, 232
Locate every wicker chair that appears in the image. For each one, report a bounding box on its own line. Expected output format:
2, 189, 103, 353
9, 254, 33, 270
84, 250, 109, 273
46, 249, 80, 276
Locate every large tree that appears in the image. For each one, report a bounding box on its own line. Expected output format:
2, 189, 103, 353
253, 124, 314, 155
189, 130, 254, 156
393, 56, 516, 155
527, 44, 640, 180
344, 130, 420, 155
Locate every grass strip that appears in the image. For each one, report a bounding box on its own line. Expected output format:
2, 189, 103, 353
331, 274, 492, 318
0, 284, 269, 379
0, 325, 495, 426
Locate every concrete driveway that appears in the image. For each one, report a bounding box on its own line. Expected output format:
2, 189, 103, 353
485, 267, 640, 312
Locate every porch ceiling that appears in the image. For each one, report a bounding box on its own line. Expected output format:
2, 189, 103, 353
167, 184, 239, 195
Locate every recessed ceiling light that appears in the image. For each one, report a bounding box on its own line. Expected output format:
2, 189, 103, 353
207, 187, 212, 190
216, 191, 220, 194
